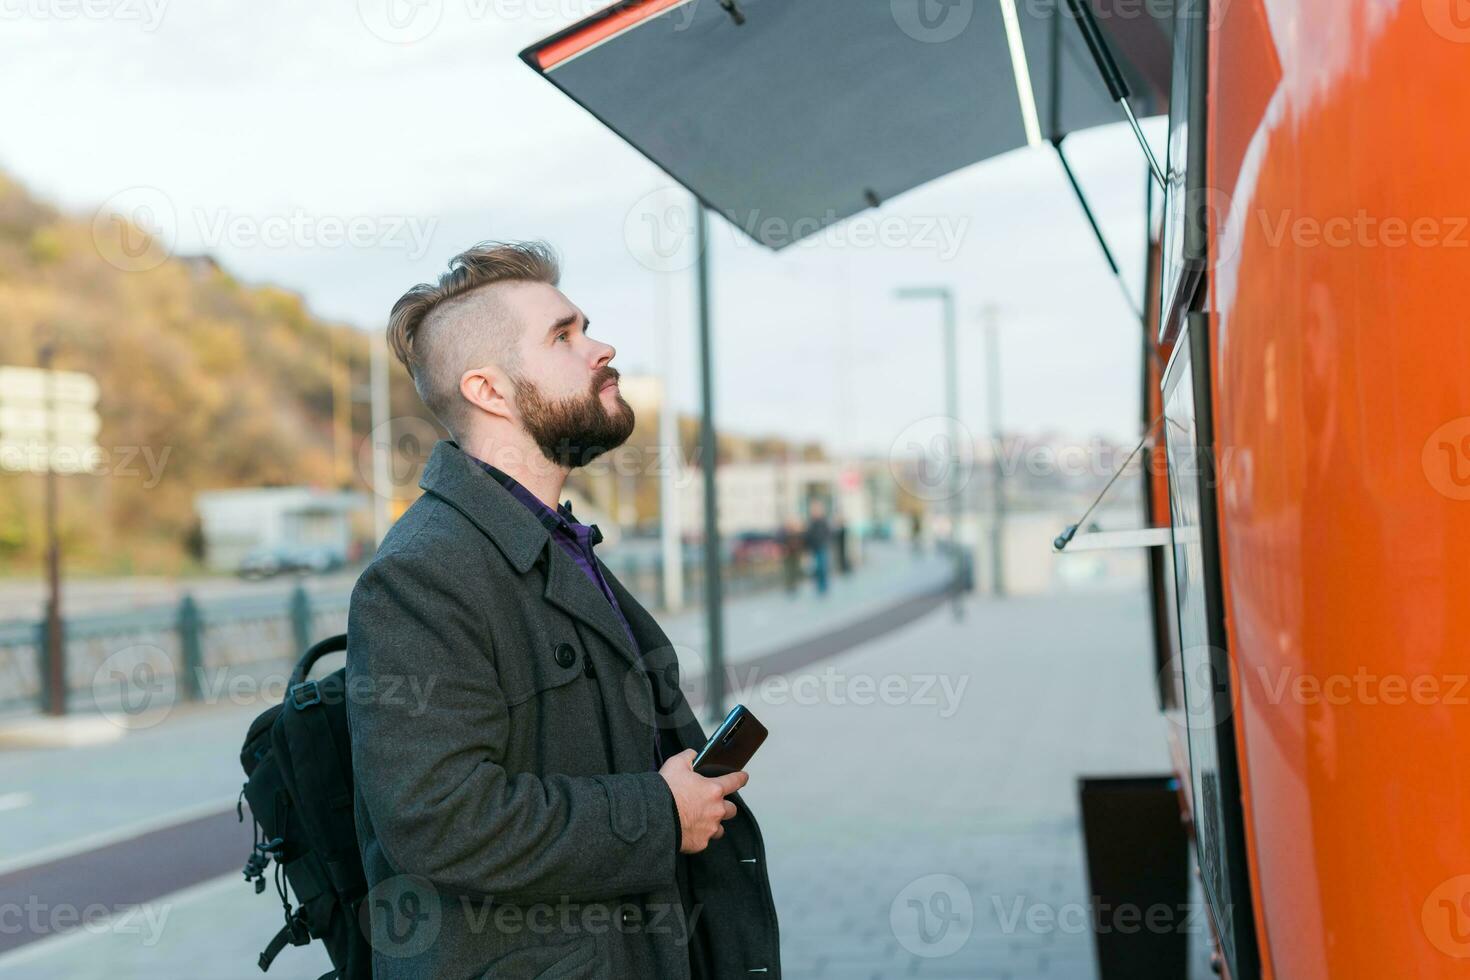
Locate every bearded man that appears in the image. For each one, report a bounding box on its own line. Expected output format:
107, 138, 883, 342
345, 242, 781, 980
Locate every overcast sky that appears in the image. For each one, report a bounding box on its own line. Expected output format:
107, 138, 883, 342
0, 0, 1164, 456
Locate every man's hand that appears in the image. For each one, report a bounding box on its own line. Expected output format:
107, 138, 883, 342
659, 749, 747, 854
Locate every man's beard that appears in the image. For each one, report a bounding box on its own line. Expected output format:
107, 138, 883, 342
512, 366, 636, 468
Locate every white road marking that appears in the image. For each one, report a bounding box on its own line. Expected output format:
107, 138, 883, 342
0, 791, 33, 812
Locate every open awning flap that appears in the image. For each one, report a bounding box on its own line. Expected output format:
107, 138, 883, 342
521, 0, 1171, 250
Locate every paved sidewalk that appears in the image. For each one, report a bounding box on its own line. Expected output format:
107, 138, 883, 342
754, 590, 1179, 979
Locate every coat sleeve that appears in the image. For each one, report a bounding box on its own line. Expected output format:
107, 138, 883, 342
346, 551, 679, 904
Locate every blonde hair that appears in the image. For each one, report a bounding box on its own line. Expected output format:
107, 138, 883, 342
386, 241, 560, 436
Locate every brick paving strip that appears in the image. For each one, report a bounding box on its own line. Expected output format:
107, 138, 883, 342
0, 576, 955, 957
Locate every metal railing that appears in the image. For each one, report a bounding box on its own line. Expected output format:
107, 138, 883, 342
0, 552, 793, 716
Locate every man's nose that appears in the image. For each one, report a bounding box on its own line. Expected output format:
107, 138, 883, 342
592, 339, 616, 366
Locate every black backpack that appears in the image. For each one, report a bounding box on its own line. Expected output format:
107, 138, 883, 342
239, 633, 371, 979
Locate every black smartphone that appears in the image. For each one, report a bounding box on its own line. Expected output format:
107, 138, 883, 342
693, 704, 768, 778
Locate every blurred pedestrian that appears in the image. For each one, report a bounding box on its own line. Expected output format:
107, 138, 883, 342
780, 516, 803, 595
833, 513, 850, 576
806, 498, 831, 596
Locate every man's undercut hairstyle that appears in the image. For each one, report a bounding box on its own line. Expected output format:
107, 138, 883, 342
387, 241, 561, 437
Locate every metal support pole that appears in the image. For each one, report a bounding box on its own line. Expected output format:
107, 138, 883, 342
370, 330, 392, 546
39, 343, 65, 716
656, 262, 684, 613
984, 308, 1006, 597
939, 291, 965, 615
695, 206, 726, 723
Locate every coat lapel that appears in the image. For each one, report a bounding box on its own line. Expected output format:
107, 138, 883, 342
542, 542, 642, 669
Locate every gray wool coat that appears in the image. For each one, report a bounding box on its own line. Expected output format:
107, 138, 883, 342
346, 440, 781, 980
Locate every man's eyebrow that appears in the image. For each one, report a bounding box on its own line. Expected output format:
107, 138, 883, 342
546, 313, 589, 337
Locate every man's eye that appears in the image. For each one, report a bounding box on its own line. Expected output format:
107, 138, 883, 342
556, 331, 569, 343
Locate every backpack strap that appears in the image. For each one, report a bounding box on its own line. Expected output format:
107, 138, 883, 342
257, 906, 311, 971
289, 634, 347, 689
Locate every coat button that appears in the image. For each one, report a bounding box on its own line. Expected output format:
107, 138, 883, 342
554, 643, 577, 669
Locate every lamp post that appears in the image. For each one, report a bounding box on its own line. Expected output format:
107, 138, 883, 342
894, 286, 964, 611
695, 205, 726, 723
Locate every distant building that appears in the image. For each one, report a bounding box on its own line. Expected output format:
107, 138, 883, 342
194, 487, 368, 572
677, 459, 882, 536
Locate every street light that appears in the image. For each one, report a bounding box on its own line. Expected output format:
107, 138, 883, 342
893, 286, 965, 612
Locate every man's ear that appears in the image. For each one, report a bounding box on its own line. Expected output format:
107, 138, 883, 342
460, 365, 515, 423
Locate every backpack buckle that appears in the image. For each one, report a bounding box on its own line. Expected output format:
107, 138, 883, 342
289, 680, 321, 709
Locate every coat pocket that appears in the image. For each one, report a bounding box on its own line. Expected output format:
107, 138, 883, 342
477, 935, 598, 979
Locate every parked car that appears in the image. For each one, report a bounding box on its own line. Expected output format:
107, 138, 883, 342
237, 544, 344, 580
731, 530, 785, 565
